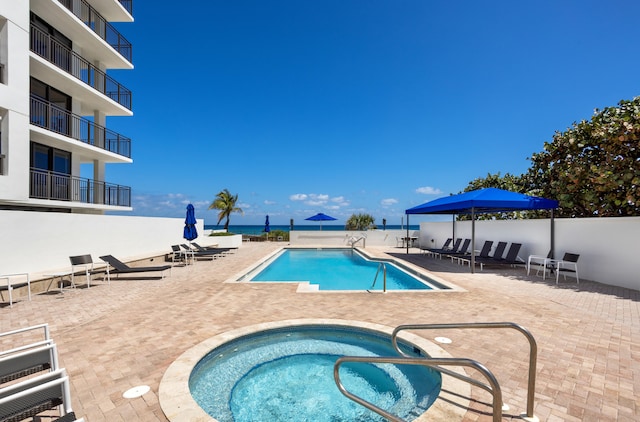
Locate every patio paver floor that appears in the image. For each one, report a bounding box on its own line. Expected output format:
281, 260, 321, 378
1, 242, 638, 421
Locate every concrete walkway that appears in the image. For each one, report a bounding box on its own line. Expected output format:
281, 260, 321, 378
1, 242, 638, 421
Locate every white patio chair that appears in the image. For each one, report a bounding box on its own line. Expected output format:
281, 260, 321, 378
0, 368, 76, 421
0, 272, 31, 308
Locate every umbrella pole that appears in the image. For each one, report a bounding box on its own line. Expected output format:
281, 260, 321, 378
406, 215, 410, 254
550, 209, 555, 259
471, 208, 476, 274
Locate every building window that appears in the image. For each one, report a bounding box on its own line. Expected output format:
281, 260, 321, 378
30, 78, 72, 136
30, 142, 71, 201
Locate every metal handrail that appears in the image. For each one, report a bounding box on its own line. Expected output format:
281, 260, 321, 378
334, 356, 502, 422
391, 322, 538, 420
369, 262, 387, 292
30, 96, 131, 158
57, 0, 132, 62
31, 25, 132, 110
29, 168, 131, 207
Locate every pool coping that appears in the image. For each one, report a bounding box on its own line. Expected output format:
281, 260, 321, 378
159, 318, 470, 422
227, 247, 466, 293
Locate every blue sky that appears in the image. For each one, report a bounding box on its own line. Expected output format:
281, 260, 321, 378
106, 0, 639, 226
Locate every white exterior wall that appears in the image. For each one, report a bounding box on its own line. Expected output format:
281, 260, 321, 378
0, 210, 231, 276
0, 0, 30, 199
418, 216, 640, 290
290, 229, 421, 247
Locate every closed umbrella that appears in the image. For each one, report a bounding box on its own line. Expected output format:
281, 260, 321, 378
183, 204, 198, 241
305, 212, 337, 231
264, 215, 270, 241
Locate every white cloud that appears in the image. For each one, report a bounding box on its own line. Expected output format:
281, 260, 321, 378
416, 186, 443, 195
264, 200, 276, 205
290, 194, 308, 201
381, 198, 398, 206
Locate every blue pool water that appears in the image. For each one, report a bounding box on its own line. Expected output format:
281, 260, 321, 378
248, 248, 441, 290
189, 325, 442, 421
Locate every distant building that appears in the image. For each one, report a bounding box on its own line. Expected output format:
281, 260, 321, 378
0, 0, 133, 213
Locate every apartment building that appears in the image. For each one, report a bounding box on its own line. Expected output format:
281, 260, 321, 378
0, 0, 133, 214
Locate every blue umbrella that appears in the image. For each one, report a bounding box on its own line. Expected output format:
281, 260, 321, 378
305, 212, 337, 231
264, 215, 271, 240
183, 204, 198, 241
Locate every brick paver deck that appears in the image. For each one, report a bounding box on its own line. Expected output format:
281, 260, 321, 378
1, 242, 638, 421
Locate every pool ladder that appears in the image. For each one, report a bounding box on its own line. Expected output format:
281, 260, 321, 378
368, 262, 387, 293
334, 322, 539, 422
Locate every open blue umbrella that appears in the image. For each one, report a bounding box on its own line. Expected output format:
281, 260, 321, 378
183, 204, 198, 241
264, 215, 270, 240
305, 212, 337, 231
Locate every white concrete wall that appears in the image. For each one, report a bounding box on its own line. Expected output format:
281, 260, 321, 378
0, 210, 238, 276
290, 229, 421, 247
418, 216, 640, 290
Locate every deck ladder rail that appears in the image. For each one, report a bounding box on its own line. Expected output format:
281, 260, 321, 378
368, 262, 387, 292
334, 356, 501, 422
391, 322, 538, 421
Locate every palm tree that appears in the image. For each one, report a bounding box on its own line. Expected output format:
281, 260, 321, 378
209, 189, 243, 230
345, 213, 375, 230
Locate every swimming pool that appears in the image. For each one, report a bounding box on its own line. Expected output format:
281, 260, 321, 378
243, 248, 448, 291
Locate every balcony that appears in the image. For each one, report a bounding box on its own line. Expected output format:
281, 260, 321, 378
30, 96, 131, 158
31, 26, 132, 111
57, 0, 132, 63
119, 0, 133, 16
30, 168, 131, 206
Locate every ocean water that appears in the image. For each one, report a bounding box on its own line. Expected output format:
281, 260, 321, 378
204, 224, 419, 235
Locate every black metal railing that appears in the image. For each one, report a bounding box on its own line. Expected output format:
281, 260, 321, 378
31, 25, 132, 110
30, 168, 131, 207
119, 0, 133, 16
57, 0, 132, 63
30, 96, 132, 158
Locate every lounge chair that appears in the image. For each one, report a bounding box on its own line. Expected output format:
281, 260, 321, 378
179, 244, 216, 261
484, 242, 524, 267
441, 238, 471, 261
0, 272, 31, 308
554, 253, 580, 284
426, 238, 461, 259
420, 238, 452, 255
99, 255, 171, 282
191, 243, 235, 255
0, 368, 77, 422
475, 241, 507, 266
457, 240, 494, 269
69, 255, 106, 288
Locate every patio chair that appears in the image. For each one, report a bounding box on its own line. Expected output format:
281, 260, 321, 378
457, 240, 494, 269
179, 244, 218, 260
426, 238, 461, 259
0, 368, 76, 422
0, 272, 31, 308
474, 241, 507, 266
420, 238, 452, 255
69, 255, 106, 288
99, 255, 171, 282
442, 238, 471, 261
192, 242, 236, 253
527, 251, 553, 279
555, 253, 580, 284
0, 342, 59, 385
488, 242, 524, 267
